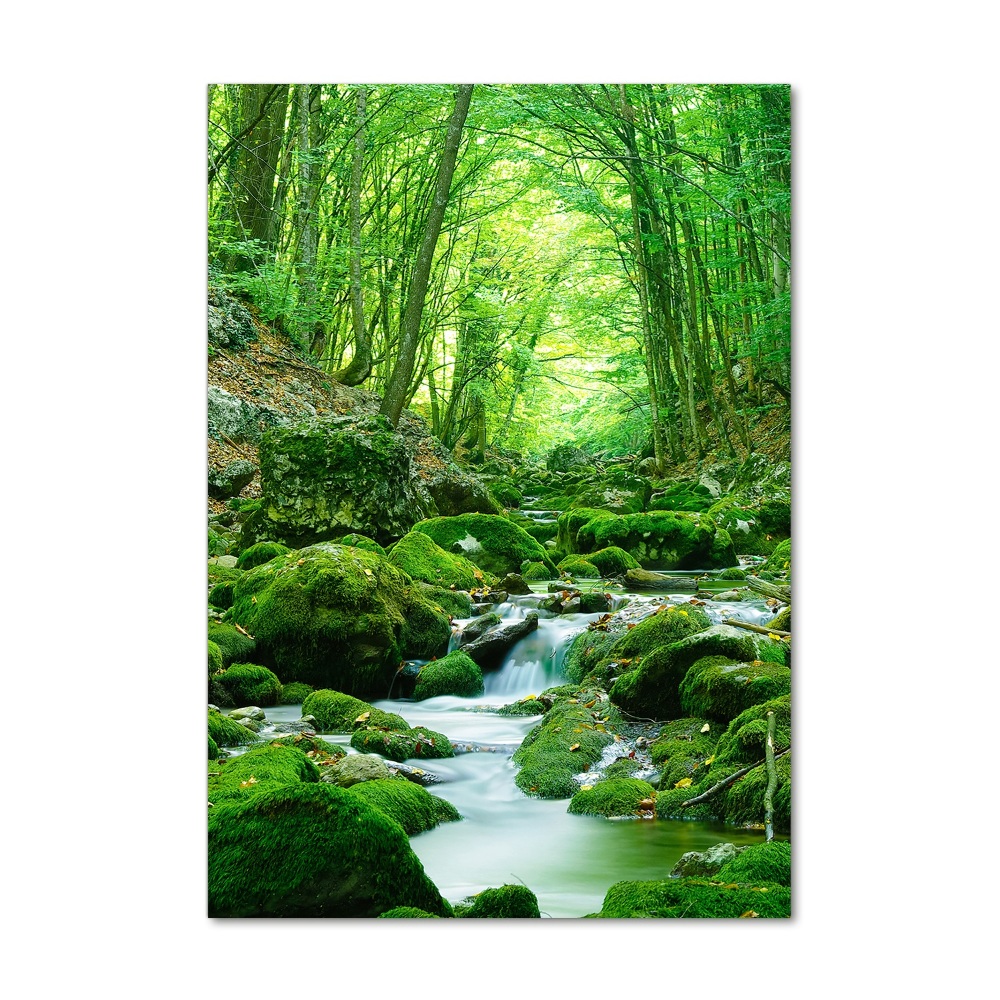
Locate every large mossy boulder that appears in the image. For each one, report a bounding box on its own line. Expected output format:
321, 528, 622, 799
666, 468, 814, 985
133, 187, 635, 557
208, 743, 320, 807
250, 415, 433, 548
413, 514, 557, 578
301, 690, 408, 732
413, 649, 484, 700
207, 621, 256, 666
213, 662, 282, 708
228, 543, 450, 697
568, 778, 656, 817
387, 531, 495, 591
576, 511, 736, 570
610, 624, 787, 720
350, 724, 455, 763
717, 840, 791, 887
594, 876, 790, 918
587, 546, 640, 577
208, 782, 453, 917
426, 469, 503, 517
679, 655, 791, 723
345, 778, 461, 834
208, 708, 259, 749
546, 444, 590, 473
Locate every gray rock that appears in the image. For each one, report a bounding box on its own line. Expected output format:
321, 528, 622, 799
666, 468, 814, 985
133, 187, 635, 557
216, 554, 238, 569
499, 573, 532, 595
234, 717, 261, 732
457, 612, 502, 645
670, 842, 744, 878
208, 459, 257, 499
461, 612, 539, 668
230, 706, 266, 721
546, 444, 590, 473
714, 590, 742, 601
426, 469, 502, 516
326, 754, 393, 787
208, 286, 258, 349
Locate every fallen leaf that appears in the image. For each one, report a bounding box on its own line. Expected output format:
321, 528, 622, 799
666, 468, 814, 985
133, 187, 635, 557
355, 711, 370, 723
700, 722, 710, 733
569, 743, 581, 751
674, 777, 692, 789
580, 784, 593, 791
739, 911, 759, 918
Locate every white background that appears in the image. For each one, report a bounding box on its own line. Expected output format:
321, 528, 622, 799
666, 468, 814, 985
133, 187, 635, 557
2, 1, 995, 995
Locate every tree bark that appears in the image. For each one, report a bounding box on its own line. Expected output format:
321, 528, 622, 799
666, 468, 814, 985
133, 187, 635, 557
763, 710, 777, 841
745, 577, 791, 603
379, 84, 474, 427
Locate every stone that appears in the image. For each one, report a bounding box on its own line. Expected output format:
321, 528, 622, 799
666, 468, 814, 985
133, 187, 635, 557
546, 444, 590, 473
670, 842, 743, 878
460, 612, 539, 669
327, 754, 393, 787
498, 573, 532, 595
230, 706, 266, 721
208, 459, 257, 499
216, 554, 238, 569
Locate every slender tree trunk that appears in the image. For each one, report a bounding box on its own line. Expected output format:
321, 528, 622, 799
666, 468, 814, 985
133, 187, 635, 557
380, 84, 474, 427
335, 85, 374, 386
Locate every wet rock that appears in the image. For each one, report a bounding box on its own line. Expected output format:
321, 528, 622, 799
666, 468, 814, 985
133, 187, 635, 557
208, 459, 257, 499
546, 444, 590, 473
499, 573, 532, 595
670, 842, 744, 878
426, 469, 503, 516
714, 590, 742, 601
230, 706, 266, 721
216, 554, 238, 569
325, 754, 393, 787
624, 568, 698, 591
460, 611, 540, 669
457, 612, 502, 645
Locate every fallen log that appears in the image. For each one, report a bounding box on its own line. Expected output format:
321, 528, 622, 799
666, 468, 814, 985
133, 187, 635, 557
764, 710, 777, 842
722, 618, 791, 639
679, 746, 790, 808
745, 577, 791, 603
623, 568, 698, 591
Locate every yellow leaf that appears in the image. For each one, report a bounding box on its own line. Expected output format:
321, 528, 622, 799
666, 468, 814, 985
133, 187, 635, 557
580, 784, 593, 791
679, 610, 688, 616
239, 776, 258, 788
521, 693, 536, 701
739, 911, 759, 918
705, 755, 715, 766
614, 734, 623, 742
354, 711, 370, 723
569, 743, 581, 751
364, 568, 373, 577
674, 777, 692, 789
767, 632, 780, 641
584, 699, 596, 708
595, 724, 607, 733
700, 722, 710, 733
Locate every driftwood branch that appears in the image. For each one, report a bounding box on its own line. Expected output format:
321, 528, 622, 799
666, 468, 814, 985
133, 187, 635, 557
764, 711, 777, 842
680, 746, 790, 808
219, 433, 255, 460
745, 577, 791, 603
723, 618, 791, 639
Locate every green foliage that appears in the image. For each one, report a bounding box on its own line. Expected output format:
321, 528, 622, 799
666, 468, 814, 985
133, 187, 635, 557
717, 841, 791, 887
278, 681, 314, 704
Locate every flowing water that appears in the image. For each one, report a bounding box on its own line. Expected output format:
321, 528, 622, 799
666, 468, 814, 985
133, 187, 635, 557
259, 576, 782, 917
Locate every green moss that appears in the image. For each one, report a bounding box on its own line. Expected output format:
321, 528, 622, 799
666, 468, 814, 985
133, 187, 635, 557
717, 567, 747, 581
576, 511, 736, 569
525, 522, 558, 544
208, 743, 320, 807
713, 695, 791, 769
208, 709, 258, 748
647, 481, 715, 513
459, 884, 540, 918
413, 650, 484, 700
208, 563, 244, 589
557, 556, 601, 578
377, 907, 442, 918
763, 538, 791, 575
595, 877, 790, 918
649, 717, 718, 787
346, 778, 461, 834
654, 786, 718, 822
388, 531, 495, 591
278, 681, 313, 704
301, 689, 408, 733
496, 696, 548, 717
215, 662, 282, 707
555, 507, 615, 554
488, 481, 523, 509
723, 753, 791, 832
350, 725, 455, 763
207, 621, 256, 667
717, 841, 791, 887
208, 735, 220, 760
208, 580, 236, 609
587, 546, 640, 576
236, 541, 292, 570
209, 527, 230, 557
562, 627, 621, 686
336, 533, 387, 556
610, 625, 787, 721
413, 514, 557, 577
266, 733, 340, 755
416, 584, 474, 618
769, 606, 791, 632
208, 782, 453, 917
679, 655, 791, 723
228, 543, 449, 696
612, 606, 713, 658
512, 695, 615, 798
521, 561, 552, 581
568, 778, 656, 817
208, 640, 223, 675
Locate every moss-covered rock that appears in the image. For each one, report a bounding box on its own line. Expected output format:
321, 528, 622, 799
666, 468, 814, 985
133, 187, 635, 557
487, 480, 523, 510
208, 580, 237, 609
724, 752, 791, 832
250, 415, 433, 549
768, 605, 791, 632
763, 538, 791, 575
512, 693, 616, 798
649, 717, 718, 788
717, 567, 747, 580
208, 743, 320, 807
612, 606, 713, 659
576, 511, 736, 570
555, 507, 616, 554
336, 533, 387, 556
413, 514, 557, 578
207, 621, 256, 667
208, 734, 220, 759
458, 884, 540, 918
208, 782, 453, 917
214, 662, 282, 707
587, 546, 640, 576
713, 695, 791, 769
416, 583, 474, 618
594, 876, 790, 918
388, 531, 495, 590
278, 681, 313, 704
610, 624, 787, 721
208, 709, 258, 748
301, 690, 408, 733
208, 640, 223, 675
350, 725, 455, 763
717, 840, 791, 887
377, 907, 442, 918
568, 778, 656, 817
521, 561, 552, 581
228, 542, 450, 696
346, 778, 461, 834
648, 480, 716, 513
413, 650, 484, 700
236, 541, 291, 570
556, 556, 601, 578
679, 655, 791, 723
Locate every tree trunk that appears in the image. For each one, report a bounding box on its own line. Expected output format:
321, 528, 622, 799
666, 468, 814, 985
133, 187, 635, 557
379, 84, 474, 427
